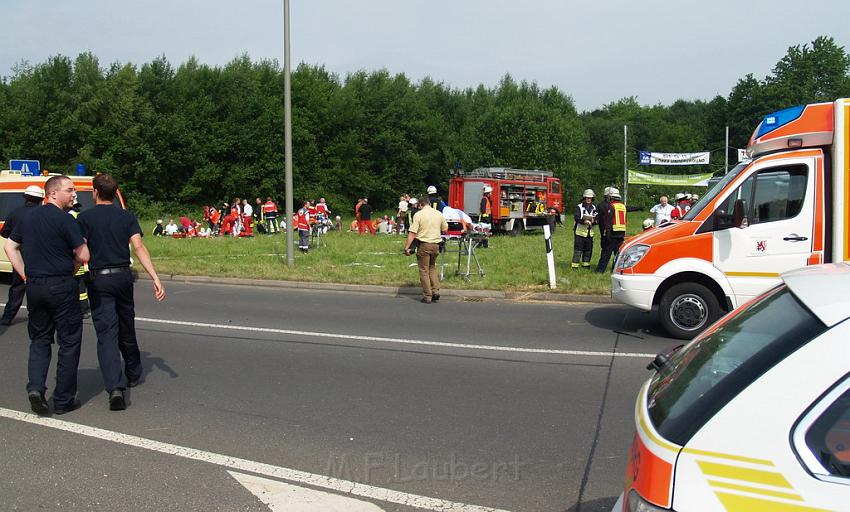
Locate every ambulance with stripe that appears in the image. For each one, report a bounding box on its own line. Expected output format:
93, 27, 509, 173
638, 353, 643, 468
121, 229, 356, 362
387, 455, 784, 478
0, 170, 126, 272
613, 262, 850, 512
612, 99, 850, 339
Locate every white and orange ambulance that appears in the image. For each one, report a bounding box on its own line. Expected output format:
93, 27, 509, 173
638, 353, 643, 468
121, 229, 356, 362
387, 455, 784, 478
613, 262, 850, 512
612, 99, 850, 339
0, 170, 127, 272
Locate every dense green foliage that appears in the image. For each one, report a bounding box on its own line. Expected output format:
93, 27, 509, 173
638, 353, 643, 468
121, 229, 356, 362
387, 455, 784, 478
2, 36, 849, 216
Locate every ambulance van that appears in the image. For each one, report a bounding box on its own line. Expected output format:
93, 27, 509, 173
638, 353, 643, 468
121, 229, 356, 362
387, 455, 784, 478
0, 171, 126, 272
613, 263, 850, 512
612, 98, 850, 339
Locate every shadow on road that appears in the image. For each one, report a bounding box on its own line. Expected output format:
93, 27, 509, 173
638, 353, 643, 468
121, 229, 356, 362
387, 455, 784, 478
563, 495, 619, 512
584, 306, 671, 340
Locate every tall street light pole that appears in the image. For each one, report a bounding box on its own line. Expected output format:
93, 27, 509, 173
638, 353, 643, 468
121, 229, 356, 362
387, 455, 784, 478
283, 0, 294, 266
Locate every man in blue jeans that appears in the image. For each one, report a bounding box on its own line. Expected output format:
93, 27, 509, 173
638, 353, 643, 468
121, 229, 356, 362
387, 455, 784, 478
5, 176, 89, 415
77, 174, 165, 411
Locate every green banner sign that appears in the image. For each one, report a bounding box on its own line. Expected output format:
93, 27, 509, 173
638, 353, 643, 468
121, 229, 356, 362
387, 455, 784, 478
628, 169, 713, 186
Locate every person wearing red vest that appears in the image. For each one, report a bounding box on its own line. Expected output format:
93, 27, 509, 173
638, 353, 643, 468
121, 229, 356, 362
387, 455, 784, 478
670, 193, 691, 220
297, 202, 311, 252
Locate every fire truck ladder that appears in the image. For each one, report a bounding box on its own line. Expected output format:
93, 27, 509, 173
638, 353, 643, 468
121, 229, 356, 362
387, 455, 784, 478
454, 167, 552, 182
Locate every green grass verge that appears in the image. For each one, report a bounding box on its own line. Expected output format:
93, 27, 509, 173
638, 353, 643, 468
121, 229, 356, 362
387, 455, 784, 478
136, 217, 647, 294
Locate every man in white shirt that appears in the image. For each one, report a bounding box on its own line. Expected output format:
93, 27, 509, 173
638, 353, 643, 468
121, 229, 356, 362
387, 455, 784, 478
649, 195, 674, 226
396, 194, 409, 234
441, 205, 473, 232
164, 219, 179, 236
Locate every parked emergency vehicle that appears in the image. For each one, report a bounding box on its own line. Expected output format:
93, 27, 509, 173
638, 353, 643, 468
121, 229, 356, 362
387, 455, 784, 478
0, 170, 126, 273
613, 263, 850, 512
448, 167, 563, 234
613, 98, 850, 339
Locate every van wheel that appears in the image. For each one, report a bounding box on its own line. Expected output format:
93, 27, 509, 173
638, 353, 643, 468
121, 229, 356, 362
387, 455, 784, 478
510, 220, 523, 236
659, 283, 721, 340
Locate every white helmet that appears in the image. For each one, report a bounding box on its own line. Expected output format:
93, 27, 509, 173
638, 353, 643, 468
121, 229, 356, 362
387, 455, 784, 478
674, 193, 685, 201
582, 189, 595, 198
642, 218, 654, 229
24, 185, 45, 199
427, 185, 437, 194
691, 194, 700, 201
603, 186, 612, 196
608, 187, 621, 199
483, 185, 493, 193
409, 197, 418, 205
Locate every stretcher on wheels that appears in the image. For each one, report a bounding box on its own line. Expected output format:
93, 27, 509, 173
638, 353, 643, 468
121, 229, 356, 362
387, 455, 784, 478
440, 223, 490, 282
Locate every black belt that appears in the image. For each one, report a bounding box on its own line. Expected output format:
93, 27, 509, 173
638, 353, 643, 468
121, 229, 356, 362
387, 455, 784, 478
92, 266, 131, 275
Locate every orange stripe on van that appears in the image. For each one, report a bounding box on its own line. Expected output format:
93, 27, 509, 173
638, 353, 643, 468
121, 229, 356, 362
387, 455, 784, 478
625, 433, 673, 508
813, 157, 824, 254
845, 103, 850, 262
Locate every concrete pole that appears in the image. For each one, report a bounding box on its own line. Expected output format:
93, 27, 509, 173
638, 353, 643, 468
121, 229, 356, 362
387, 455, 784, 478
284, 0, 294, 266
725, 126, 729, 174
623, 125, 628, 204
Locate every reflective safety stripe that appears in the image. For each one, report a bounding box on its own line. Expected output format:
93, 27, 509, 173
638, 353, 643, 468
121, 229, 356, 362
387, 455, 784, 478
612, 202, 627, 232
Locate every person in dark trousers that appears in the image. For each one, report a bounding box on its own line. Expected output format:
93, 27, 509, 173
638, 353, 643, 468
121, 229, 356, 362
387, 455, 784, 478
5, 175, 89, 415
405, 196, 448, 303
1, 186, 44, 326
595, 187, 627, 273
77, 174, 166, 411
572, 189, 597, 268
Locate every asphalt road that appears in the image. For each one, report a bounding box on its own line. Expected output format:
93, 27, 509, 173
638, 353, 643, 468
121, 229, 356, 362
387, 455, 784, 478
0, 277, 675, 512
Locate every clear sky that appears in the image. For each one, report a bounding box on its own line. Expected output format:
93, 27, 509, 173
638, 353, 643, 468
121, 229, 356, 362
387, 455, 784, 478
2, 0, 849, 111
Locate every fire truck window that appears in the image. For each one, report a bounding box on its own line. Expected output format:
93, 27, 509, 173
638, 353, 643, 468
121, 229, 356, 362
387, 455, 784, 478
550, 181, 561, 194
805, 386, 850, 478
751, 165, 807, 224
0, 193, 26, 222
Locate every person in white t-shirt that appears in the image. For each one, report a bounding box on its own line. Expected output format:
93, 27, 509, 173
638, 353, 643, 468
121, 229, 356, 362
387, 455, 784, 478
164, 219, 179, 236
650, 195, 675, 225
396, 194, 409, 234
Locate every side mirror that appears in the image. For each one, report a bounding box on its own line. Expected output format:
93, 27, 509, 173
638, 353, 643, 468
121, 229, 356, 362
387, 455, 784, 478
647, 343, 685, 372
713, 209, 730, 230
733, 199, 748, 228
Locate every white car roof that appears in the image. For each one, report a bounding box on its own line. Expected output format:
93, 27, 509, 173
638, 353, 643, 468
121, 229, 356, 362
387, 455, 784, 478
782, 263, 850, 327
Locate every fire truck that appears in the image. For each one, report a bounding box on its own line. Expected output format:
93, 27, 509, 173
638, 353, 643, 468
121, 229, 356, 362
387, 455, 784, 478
447, 167, 564, 234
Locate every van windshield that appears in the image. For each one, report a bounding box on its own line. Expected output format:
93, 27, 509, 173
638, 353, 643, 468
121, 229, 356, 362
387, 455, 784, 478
647, 284, 826, 446
683, 162, 749, 220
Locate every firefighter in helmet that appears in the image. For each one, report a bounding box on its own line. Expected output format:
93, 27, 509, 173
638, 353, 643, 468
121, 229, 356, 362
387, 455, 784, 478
572, 189, 597, 268
595, 187, 626, 273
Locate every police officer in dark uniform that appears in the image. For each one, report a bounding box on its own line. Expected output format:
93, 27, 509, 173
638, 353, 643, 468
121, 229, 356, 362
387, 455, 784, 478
77, 174, 165, 411
1, 185, 45, 326
4, 175, 89, 415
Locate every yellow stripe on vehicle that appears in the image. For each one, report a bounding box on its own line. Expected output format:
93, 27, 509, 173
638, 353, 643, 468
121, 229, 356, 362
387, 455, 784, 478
697, 461, 792, 488
724, 272, 781, 278
707, 480, 803, 502
681, 447, 774, 466
715, 492, 831, 512
636, 385, 680, 454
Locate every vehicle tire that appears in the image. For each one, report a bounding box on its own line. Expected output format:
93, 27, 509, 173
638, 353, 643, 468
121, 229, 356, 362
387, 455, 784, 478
659, 283, 722, 340
510, 220, 523, 237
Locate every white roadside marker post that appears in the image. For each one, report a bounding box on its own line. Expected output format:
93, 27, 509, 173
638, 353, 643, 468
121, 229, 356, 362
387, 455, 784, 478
544, 224, 556, 289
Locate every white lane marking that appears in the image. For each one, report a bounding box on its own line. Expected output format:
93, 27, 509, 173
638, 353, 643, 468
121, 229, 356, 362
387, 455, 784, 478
135, 317, 656, 359
229, 471, 385, 512
0, 408, 510, 512
0, 303, 654, 358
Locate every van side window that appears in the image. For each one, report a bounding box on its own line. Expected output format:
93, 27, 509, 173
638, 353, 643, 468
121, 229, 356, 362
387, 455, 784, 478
750, 165, 807, 224
0, 193, 26, 222
804, 386, 850, 478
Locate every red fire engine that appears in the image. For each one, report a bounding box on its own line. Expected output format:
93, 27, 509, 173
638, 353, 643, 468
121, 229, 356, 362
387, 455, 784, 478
448, 167, 564, 235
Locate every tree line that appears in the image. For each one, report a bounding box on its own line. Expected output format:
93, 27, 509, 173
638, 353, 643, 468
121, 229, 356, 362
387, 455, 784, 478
1, 36, 849, 216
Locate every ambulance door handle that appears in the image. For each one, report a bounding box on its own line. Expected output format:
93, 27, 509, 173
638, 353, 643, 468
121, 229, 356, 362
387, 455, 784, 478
783, 234, 808, 242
